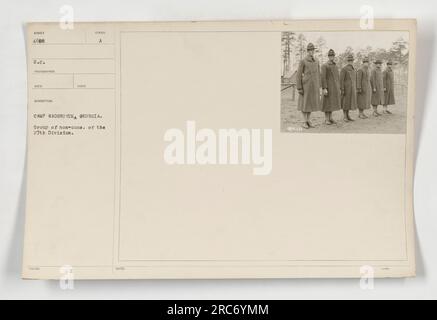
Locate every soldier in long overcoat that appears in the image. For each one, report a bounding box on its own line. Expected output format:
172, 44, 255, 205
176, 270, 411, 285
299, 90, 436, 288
370, 59, 384, 116
296, 43, 321, 129
340, 54, 357, 122
321, 49, 341, 125
356, 57, 371, 119
383, 60, 396, 114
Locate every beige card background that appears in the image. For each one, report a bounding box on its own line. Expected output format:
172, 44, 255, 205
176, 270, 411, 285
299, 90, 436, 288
22, 20, 416, 279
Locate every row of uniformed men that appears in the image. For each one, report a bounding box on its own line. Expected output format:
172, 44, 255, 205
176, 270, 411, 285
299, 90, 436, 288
295, 43, 396, 129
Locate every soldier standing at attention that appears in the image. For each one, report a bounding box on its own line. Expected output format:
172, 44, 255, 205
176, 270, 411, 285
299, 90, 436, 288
383, 60, 396, 114
296, 43, 321, 129
340, 54, 357, 122
321, 49, 341, 125
356, 57, 371, 119
370, 59, 384, 116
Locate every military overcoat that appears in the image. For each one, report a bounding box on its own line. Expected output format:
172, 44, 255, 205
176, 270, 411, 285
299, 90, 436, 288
340, 64, 357, 110
383, 68, 396, 106
370, 68, 384, 106
356, 67, 371, 110
321, 61, 341, 112
296, 55, 321, 112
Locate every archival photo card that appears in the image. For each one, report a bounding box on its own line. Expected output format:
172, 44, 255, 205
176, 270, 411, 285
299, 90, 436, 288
22, 20, 416, 279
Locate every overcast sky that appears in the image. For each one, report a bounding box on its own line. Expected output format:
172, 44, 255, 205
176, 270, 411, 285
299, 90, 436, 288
299, 31, 409, 54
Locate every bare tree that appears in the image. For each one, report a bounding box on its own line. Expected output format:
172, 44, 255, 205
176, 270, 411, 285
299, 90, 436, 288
390, 37, 409, 67
281, 32, 295, 77
315, 36, 327, 64
296, 33, 307, 62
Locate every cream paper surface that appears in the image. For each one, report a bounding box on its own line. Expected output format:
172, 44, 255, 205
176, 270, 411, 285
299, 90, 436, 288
22, 20, 416, 279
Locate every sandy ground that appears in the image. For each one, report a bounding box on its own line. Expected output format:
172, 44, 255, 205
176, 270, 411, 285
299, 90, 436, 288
280, 86, 407, 134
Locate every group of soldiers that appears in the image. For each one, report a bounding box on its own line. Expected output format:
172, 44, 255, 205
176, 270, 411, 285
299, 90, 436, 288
296, 43, 396, 129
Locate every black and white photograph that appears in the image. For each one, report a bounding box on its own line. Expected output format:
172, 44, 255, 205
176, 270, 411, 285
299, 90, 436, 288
281, 31, 410, 133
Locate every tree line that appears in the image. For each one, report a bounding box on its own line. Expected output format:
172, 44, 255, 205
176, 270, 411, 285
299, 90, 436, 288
281, 32, 409, 80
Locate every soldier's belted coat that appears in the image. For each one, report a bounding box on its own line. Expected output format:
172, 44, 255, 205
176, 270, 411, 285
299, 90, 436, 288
356, 66, 371, 110
383, 68, 396, 106
321, 61, 341, 112
340, 64, 357, 110
296, 55, 321, 112
370, 68, 384, 106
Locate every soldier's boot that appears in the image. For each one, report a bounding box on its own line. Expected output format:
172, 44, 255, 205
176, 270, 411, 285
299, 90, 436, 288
343, 111, 349, 122
383, 106, 392, 114
328, 112, 337, 124
373, 106, 381, 117
325, 113, 332, 125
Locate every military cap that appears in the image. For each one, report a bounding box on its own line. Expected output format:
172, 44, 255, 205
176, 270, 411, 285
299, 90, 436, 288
347, 54, 354, 62
362, 57, 369, 63
328, 49, 335, 56
375, 59, 382, 64
307, 43, 315, 51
